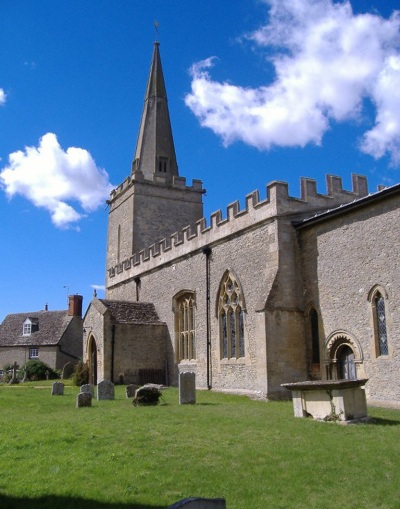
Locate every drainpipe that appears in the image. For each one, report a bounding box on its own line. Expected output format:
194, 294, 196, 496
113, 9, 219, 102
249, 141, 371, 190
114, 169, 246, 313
134, 277, 141, 302
111, 324, 115, 382
202, 246, 212, 390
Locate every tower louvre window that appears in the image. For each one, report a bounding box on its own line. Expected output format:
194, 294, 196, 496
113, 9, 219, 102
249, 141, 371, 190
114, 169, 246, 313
158, 157, 168, 173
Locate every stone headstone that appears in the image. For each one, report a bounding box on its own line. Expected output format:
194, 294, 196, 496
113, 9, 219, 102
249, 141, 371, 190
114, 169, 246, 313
133, 385, 162, 406
76, 392, 92, 408
51, 381, 64, 396
126, 384, 139, 398
80, 384, 95, 398
179, 371, 196, 405
97, 380, 115, 401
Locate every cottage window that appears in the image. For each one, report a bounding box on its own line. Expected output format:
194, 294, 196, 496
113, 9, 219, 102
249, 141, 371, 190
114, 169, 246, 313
29, 348, 39, 359
23, 318, 33, 336
218, 272, 245, 359
175, 293, 196, 361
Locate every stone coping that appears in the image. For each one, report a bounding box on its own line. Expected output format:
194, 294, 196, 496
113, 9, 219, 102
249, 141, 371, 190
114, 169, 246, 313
282, 379, 368, 391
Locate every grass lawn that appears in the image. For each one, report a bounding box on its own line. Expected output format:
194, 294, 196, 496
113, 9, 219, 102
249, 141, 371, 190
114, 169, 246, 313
0, 383, 399, 509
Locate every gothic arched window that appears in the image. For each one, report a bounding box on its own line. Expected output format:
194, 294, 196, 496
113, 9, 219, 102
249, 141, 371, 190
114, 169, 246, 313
175, 292, 196, 361
218, 272, 245, 359
373, 291, 388, 356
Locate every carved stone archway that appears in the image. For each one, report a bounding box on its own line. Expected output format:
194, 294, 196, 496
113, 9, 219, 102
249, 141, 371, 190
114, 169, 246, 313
323, 331, 364, 380
87, 335, 98, 385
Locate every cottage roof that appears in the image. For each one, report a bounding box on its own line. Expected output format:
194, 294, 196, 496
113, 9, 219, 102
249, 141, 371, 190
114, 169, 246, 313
0, 310, 73, 347
98, 299, 164, 325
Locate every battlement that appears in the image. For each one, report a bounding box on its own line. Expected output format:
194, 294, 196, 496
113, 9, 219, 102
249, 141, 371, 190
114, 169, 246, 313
109, 172, 203, 202
108, 174, 369, 282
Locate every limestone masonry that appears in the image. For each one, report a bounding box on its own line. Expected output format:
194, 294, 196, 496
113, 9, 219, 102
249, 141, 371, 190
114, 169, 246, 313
83, 42, 400, 405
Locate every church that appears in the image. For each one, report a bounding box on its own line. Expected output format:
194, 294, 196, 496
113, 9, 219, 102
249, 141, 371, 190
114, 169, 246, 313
83, 42, 400, 405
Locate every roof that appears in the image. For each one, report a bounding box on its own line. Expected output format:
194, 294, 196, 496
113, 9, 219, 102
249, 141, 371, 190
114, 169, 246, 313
294, 182, 400, 229
0, 310, 73, 347
98, 299, 164, 325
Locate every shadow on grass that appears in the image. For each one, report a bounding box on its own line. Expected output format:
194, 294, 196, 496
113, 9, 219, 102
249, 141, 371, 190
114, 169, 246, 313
368, 417, 400, 426
0, 494, 165, 509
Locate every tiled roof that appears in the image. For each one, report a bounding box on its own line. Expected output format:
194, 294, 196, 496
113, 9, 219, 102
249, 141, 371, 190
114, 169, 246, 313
0, 310, 73, 347
99, 300, 163, 324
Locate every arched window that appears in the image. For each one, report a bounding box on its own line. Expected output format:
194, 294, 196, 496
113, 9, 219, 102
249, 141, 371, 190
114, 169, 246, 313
175, 293, 196, 361
218, 272, 245, 359
373, 291, 388, 356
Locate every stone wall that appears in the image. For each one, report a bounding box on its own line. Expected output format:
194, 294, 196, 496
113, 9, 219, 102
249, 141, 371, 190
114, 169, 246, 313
299, 193, 400, 403
107, 174, 203, 269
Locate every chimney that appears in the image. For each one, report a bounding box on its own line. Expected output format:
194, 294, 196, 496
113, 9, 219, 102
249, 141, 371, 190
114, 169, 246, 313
68, 294, 83, 317
44, 303, 48, 311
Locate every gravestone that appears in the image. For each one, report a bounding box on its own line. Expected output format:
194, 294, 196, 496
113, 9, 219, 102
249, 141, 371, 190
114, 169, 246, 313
97, 380, 115, 401
80, 383, 95, 398
126, 384, 139, 398
51, 381, 64, 396
133, 385, 162, 406
76, 392, 92, 408
179, 371, 196, 405
8, 361, 19, 385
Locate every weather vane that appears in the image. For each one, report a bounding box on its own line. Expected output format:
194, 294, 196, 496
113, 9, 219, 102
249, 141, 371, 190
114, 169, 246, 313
154, 20, 159, 41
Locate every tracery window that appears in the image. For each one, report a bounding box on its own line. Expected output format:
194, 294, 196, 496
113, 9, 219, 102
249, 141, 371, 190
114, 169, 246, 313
176, 293, 196, 361
218, 272, 245, 359
374, 291, 388, 356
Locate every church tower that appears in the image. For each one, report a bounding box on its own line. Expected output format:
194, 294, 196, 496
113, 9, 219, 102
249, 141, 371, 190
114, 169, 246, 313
106, 42, 204, 274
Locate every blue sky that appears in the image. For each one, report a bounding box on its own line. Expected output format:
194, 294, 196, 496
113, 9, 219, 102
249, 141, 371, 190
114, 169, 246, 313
1, 0, 399, 322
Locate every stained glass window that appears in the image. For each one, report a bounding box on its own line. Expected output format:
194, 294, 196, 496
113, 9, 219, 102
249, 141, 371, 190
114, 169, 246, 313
218, 273, 246, 359
375, 293, 388, 356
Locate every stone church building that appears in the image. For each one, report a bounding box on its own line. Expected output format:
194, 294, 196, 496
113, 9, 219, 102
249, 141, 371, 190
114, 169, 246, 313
83, 42, 399, 405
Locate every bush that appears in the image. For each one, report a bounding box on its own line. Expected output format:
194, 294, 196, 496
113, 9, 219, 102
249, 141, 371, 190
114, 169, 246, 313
72, 361, 89, 386
22, 360, 59, 381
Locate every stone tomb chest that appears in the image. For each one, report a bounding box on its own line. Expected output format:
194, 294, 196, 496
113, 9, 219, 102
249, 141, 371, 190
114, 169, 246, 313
282, 379, 368, 422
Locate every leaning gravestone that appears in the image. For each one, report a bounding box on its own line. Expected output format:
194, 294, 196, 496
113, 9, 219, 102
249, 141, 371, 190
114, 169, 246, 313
76, 392, 92, 408
51, 381, 64, 396
80, 383, 95, 398
179, 371, 196, 405
97, 380, 115, 401
126, 384, 139, 398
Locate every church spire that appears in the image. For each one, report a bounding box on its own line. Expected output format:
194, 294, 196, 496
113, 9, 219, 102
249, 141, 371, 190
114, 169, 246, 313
132, 42, 179, 180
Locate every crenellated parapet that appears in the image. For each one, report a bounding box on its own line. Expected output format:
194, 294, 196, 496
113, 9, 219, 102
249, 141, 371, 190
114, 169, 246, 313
109, 171, 204, 203
108, 173, 369, 281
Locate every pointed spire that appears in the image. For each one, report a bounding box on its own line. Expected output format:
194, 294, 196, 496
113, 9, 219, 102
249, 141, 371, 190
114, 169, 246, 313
132, 42, 179, 180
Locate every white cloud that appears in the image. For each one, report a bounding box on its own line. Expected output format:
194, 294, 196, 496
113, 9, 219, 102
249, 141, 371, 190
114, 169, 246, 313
185, 0, 400, 165
0, 133, 113, 228
0, 88, 6, 104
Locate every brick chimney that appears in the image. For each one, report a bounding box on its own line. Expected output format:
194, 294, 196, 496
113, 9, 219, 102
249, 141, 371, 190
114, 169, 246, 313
68, 294, 83, 317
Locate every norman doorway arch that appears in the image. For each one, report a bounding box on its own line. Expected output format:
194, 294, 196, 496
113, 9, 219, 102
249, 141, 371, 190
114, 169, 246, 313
324, 331, 363, 381
88, 335, 98, 385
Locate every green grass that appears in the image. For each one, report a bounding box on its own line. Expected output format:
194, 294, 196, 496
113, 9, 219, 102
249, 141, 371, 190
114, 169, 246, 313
0, 384, 399, 509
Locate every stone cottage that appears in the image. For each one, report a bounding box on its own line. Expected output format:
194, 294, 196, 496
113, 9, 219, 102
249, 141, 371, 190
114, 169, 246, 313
0, 295, 83, 378
84, 42, 399, 405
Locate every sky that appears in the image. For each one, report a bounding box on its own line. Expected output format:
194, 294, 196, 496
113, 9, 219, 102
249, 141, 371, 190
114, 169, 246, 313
1, 0, 400, 322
